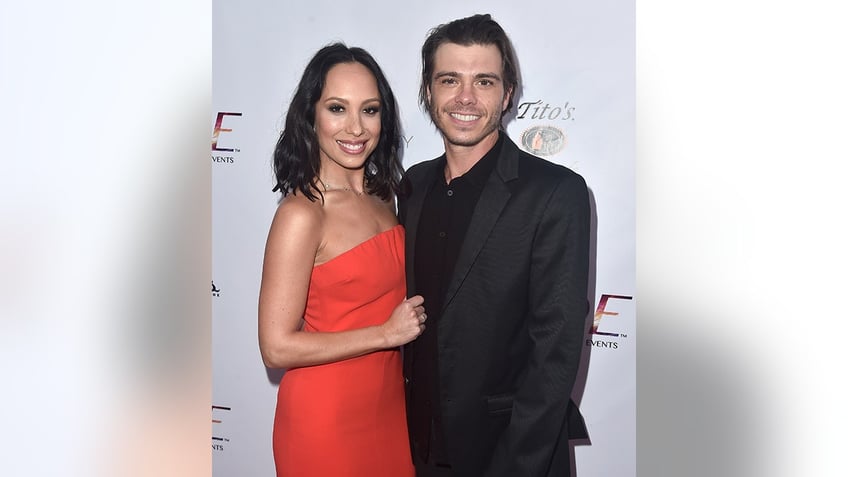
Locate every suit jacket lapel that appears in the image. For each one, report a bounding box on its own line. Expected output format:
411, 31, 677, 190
403, 159, 441, 296
441, 137, 520, 313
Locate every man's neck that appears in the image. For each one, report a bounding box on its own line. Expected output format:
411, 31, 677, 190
443, 131, 500, 183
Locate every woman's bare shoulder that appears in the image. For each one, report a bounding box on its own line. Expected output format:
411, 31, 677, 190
268, 192, 325, 242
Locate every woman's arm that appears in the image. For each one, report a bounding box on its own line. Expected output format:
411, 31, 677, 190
258, 198, 424, 369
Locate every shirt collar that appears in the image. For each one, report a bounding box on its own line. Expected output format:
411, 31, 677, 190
437, 131, 504, 188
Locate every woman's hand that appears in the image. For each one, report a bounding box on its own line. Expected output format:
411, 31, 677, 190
380, 295, 427, 348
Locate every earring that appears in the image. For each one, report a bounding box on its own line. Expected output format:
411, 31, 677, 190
366, 159, 378, 177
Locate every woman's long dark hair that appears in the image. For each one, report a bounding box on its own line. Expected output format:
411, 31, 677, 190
272, 43, 403, 202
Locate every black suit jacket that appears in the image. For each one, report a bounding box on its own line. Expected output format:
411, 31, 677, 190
399, 136, 590, 477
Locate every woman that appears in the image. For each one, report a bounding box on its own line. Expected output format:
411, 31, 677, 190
258, 43, 425, 477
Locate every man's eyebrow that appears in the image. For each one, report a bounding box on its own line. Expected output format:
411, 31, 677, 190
433, 71, 502, 81
474, 72, 502, 81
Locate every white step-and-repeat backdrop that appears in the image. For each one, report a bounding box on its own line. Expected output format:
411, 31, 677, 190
212, 1, 634, 475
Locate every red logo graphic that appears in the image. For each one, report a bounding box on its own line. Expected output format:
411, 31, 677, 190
212, 112, 242, 152
592, 294, 633, 337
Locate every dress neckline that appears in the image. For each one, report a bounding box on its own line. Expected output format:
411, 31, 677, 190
313, 224, 402, 269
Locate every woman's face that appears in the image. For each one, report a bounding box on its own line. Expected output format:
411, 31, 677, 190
314, 62, 382, 174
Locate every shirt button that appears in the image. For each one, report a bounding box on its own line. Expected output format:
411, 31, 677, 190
438, 231, 446, 238
446, 189, 454, 197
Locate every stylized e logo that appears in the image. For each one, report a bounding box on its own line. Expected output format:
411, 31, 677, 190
592, 294, 633, 337
212, 405, 230, 443
212, 112, 242, 152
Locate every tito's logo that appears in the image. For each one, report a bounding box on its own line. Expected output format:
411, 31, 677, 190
520, 125, 566, 157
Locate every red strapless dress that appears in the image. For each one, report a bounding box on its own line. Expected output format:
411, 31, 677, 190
272, 225, 414, 477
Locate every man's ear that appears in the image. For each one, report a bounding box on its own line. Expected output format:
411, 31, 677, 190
502, 86, 513, 112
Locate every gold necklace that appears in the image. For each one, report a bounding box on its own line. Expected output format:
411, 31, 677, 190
319, 179, 364, 196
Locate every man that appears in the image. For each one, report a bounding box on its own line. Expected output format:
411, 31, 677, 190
398, 14, 591, 477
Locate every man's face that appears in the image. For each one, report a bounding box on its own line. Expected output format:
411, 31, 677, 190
427, 43, 511, 150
